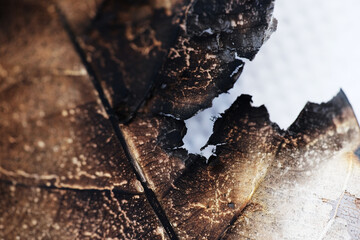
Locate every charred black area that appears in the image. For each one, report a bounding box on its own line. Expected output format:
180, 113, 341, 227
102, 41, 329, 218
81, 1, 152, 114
284, 90, 357, 153
186, 0, 276, 60
78, 0, 189, 122
275, 90, 359, 170
156, 116, 187, 150
205, 94, 283, 153
287, 90, 354, 138
155, 115, 204, 166
147, 43, 245, 119
145, 0, 276, 120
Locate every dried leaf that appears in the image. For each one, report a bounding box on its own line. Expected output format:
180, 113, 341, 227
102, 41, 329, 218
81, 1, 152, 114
2, 0, 359, 240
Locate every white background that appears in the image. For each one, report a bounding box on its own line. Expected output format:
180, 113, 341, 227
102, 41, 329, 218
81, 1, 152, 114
183, 0, 360, 157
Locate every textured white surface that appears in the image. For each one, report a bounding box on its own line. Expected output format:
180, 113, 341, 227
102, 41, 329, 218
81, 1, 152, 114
183, 0, 360, 157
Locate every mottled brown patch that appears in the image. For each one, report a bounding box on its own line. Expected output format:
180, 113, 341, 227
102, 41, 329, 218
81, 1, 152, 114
0, 0, 140, 192
0, 182, 167, 240
0, 102, 139, 192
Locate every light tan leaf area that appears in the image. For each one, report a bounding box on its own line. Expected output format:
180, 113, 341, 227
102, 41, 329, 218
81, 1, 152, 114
1, 0, 359, 239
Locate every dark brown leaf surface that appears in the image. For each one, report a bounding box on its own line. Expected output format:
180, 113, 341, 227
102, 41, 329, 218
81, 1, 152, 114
0, 1, 167, 239
121, 115, 200, 196
0, 0, 139, 192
